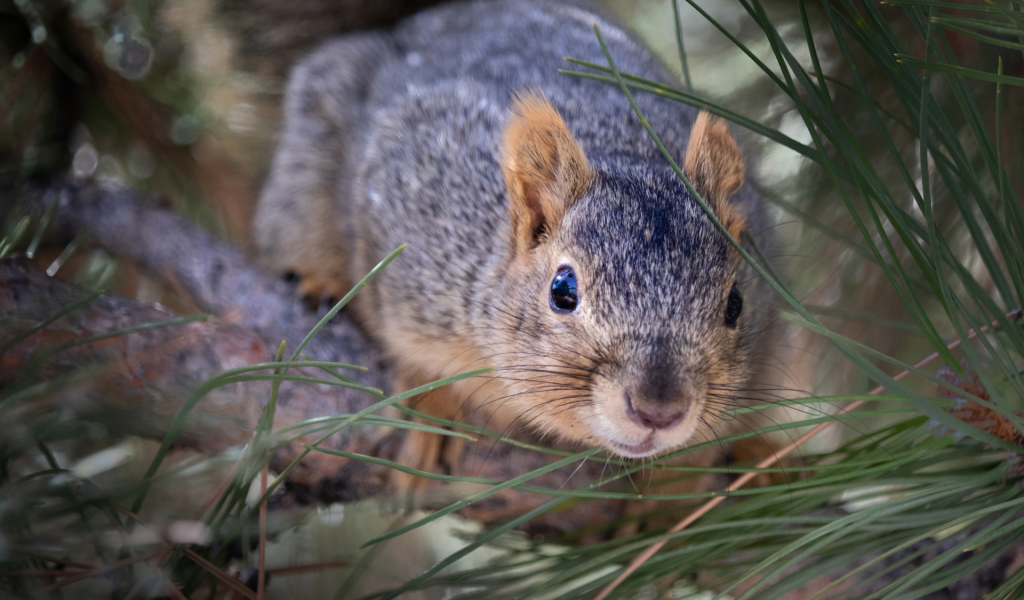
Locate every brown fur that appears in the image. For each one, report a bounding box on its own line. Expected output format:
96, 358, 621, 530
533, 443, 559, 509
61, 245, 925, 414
502, 92, 593, 255
684, 112, 747, 242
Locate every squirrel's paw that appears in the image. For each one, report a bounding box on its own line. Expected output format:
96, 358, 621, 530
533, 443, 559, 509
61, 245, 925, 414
281, 267, 349, 313
392, 427, 443, 496
388, 377, 465, 497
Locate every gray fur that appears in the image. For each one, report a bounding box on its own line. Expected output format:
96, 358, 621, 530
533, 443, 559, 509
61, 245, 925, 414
255, 0, 772, 457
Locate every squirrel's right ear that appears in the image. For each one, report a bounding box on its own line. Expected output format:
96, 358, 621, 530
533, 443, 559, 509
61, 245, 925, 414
502, 93, 591, 254
684, 111, 746, 241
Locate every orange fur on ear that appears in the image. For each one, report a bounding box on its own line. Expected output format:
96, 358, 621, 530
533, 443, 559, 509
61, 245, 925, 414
502, 92, 591, 253
684, 111, 746, 241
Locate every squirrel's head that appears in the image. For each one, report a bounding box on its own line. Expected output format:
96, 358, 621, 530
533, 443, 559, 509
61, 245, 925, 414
494, 93, 761, 457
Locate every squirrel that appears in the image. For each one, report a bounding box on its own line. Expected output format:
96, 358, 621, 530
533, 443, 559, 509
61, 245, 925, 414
254, 0, 773, 488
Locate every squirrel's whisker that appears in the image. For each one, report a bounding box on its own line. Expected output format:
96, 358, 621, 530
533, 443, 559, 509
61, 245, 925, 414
253, 0, 775, 499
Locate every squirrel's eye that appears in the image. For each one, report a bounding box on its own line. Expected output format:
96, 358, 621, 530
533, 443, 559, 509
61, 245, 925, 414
550, 266, 578, 313
724, 285, 743, 328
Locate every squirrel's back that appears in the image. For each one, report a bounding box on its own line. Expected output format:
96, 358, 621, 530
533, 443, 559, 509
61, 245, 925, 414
366, 0, 698, 174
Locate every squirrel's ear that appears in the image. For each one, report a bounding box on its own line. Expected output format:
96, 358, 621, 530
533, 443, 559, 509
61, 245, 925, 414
502, 92, 591, 253
684, 111, 746, 240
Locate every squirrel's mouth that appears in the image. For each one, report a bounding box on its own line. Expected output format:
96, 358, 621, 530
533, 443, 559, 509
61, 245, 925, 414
610, 432, 657, 457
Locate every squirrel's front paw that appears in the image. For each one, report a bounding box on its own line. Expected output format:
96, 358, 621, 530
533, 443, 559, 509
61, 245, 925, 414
281, 267, 349, 313
392, 427, 443, 496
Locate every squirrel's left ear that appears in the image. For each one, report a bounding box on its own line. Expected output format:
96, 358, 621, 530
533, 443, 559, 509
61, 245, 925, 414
502, 92, 591, 255
684, 111, 746, 241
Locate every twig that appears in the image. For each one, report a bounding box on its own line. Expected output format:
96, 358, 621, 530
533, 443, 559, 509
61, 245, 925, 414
595, 309, 1020, 599
115, 506, 258, 600
180, 548, 258, 600
44, 548, 165, 591
268, 562, 349, 576
24, 554, 92, 570
115, 506, 164, 537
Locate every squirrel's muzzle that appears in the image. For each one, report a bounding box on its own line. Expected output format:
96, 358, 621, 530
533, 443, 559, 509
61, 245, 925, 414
624, 392, 686, 431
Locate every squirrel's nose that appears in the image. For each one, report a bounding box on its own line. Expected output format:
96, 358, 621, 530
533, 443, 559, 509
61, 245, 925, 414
624, 393, 685, 430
